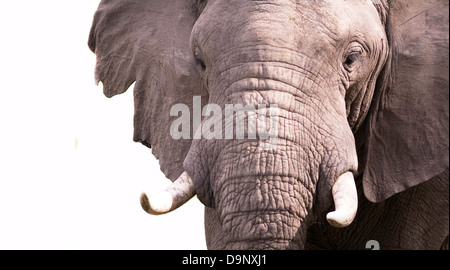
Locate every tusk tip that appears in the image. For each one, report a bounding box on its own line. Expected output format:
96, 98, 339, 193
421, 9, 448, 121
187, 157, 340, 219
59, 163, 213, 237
326, 211, 355, 228
140, 192, 151, 213
140, 191, 173, 215
140, 171, 195, 216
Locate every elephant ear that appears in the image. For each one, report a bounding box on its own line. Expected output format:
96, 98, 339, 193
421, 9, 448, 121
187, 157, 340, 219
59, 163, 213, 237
88, 0, 207, 181
363, 0, 449, 202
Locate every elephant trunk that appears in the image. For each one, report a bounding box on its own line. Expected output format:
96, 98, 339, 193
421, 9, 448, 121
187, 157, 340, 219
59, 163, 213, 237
217, 172, 313, 249
184, 66, 359, 248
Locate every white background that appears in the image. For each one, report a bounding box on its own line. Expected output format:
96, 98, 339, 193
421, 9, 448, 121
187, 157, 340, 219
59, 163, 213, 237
0, 1, 206, 250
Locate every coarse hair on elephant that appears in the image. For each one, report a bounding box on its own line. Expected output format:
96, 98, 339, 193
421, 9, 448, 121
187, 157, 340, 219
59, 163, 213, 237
88, 0, 449, 249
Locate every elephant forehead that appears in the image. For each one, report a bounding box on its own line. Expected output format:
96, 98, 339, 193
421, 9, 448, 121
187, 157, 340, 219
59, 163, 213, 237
198, 0, 383, 55
296, 0, 384, 38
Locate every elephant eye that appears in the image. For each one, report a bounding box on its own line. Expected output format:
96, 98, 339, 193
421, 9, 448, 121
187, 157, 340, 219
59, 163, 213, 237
196, 57, 207, 71
194, 47, 207, 71
344, 45, 364, 72
345, 52, 360, 67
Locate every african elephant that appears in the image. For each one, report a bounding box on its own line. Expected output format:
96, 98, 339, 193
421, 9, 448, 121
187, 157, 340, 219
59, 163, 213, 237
88, 0, 449, 249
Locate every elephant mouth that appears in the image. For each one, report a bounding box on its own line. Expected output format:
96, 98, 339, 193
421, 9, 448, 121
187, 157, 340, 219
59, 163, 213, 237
140, 170, 358, 228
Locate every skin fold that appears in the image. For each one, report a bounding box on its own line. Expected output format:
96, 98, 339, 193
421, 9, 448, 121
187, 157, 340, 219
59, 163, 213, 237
88, 0, 449, 249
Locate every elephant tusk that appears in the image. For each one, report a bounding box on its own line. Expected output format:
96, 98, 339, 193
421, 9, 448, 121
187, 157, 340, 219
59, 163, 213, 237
140, 171, 196, 215
326, 172, 358, 228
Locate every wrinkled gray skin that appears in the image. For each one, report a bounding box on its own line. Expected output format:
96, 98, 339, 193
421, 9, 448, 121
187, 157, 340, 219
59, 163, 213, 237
88, 0, 449, 249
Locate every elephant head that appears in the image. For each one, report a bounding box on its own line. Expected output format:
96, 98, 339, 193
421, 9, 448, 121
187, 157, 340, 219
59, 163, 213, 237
88, 0, 449, 249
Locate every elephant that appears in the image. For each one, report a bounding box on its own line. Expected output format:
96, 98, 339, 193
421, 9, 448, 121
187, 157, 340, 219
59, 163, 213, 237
88, 0, 449, 250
